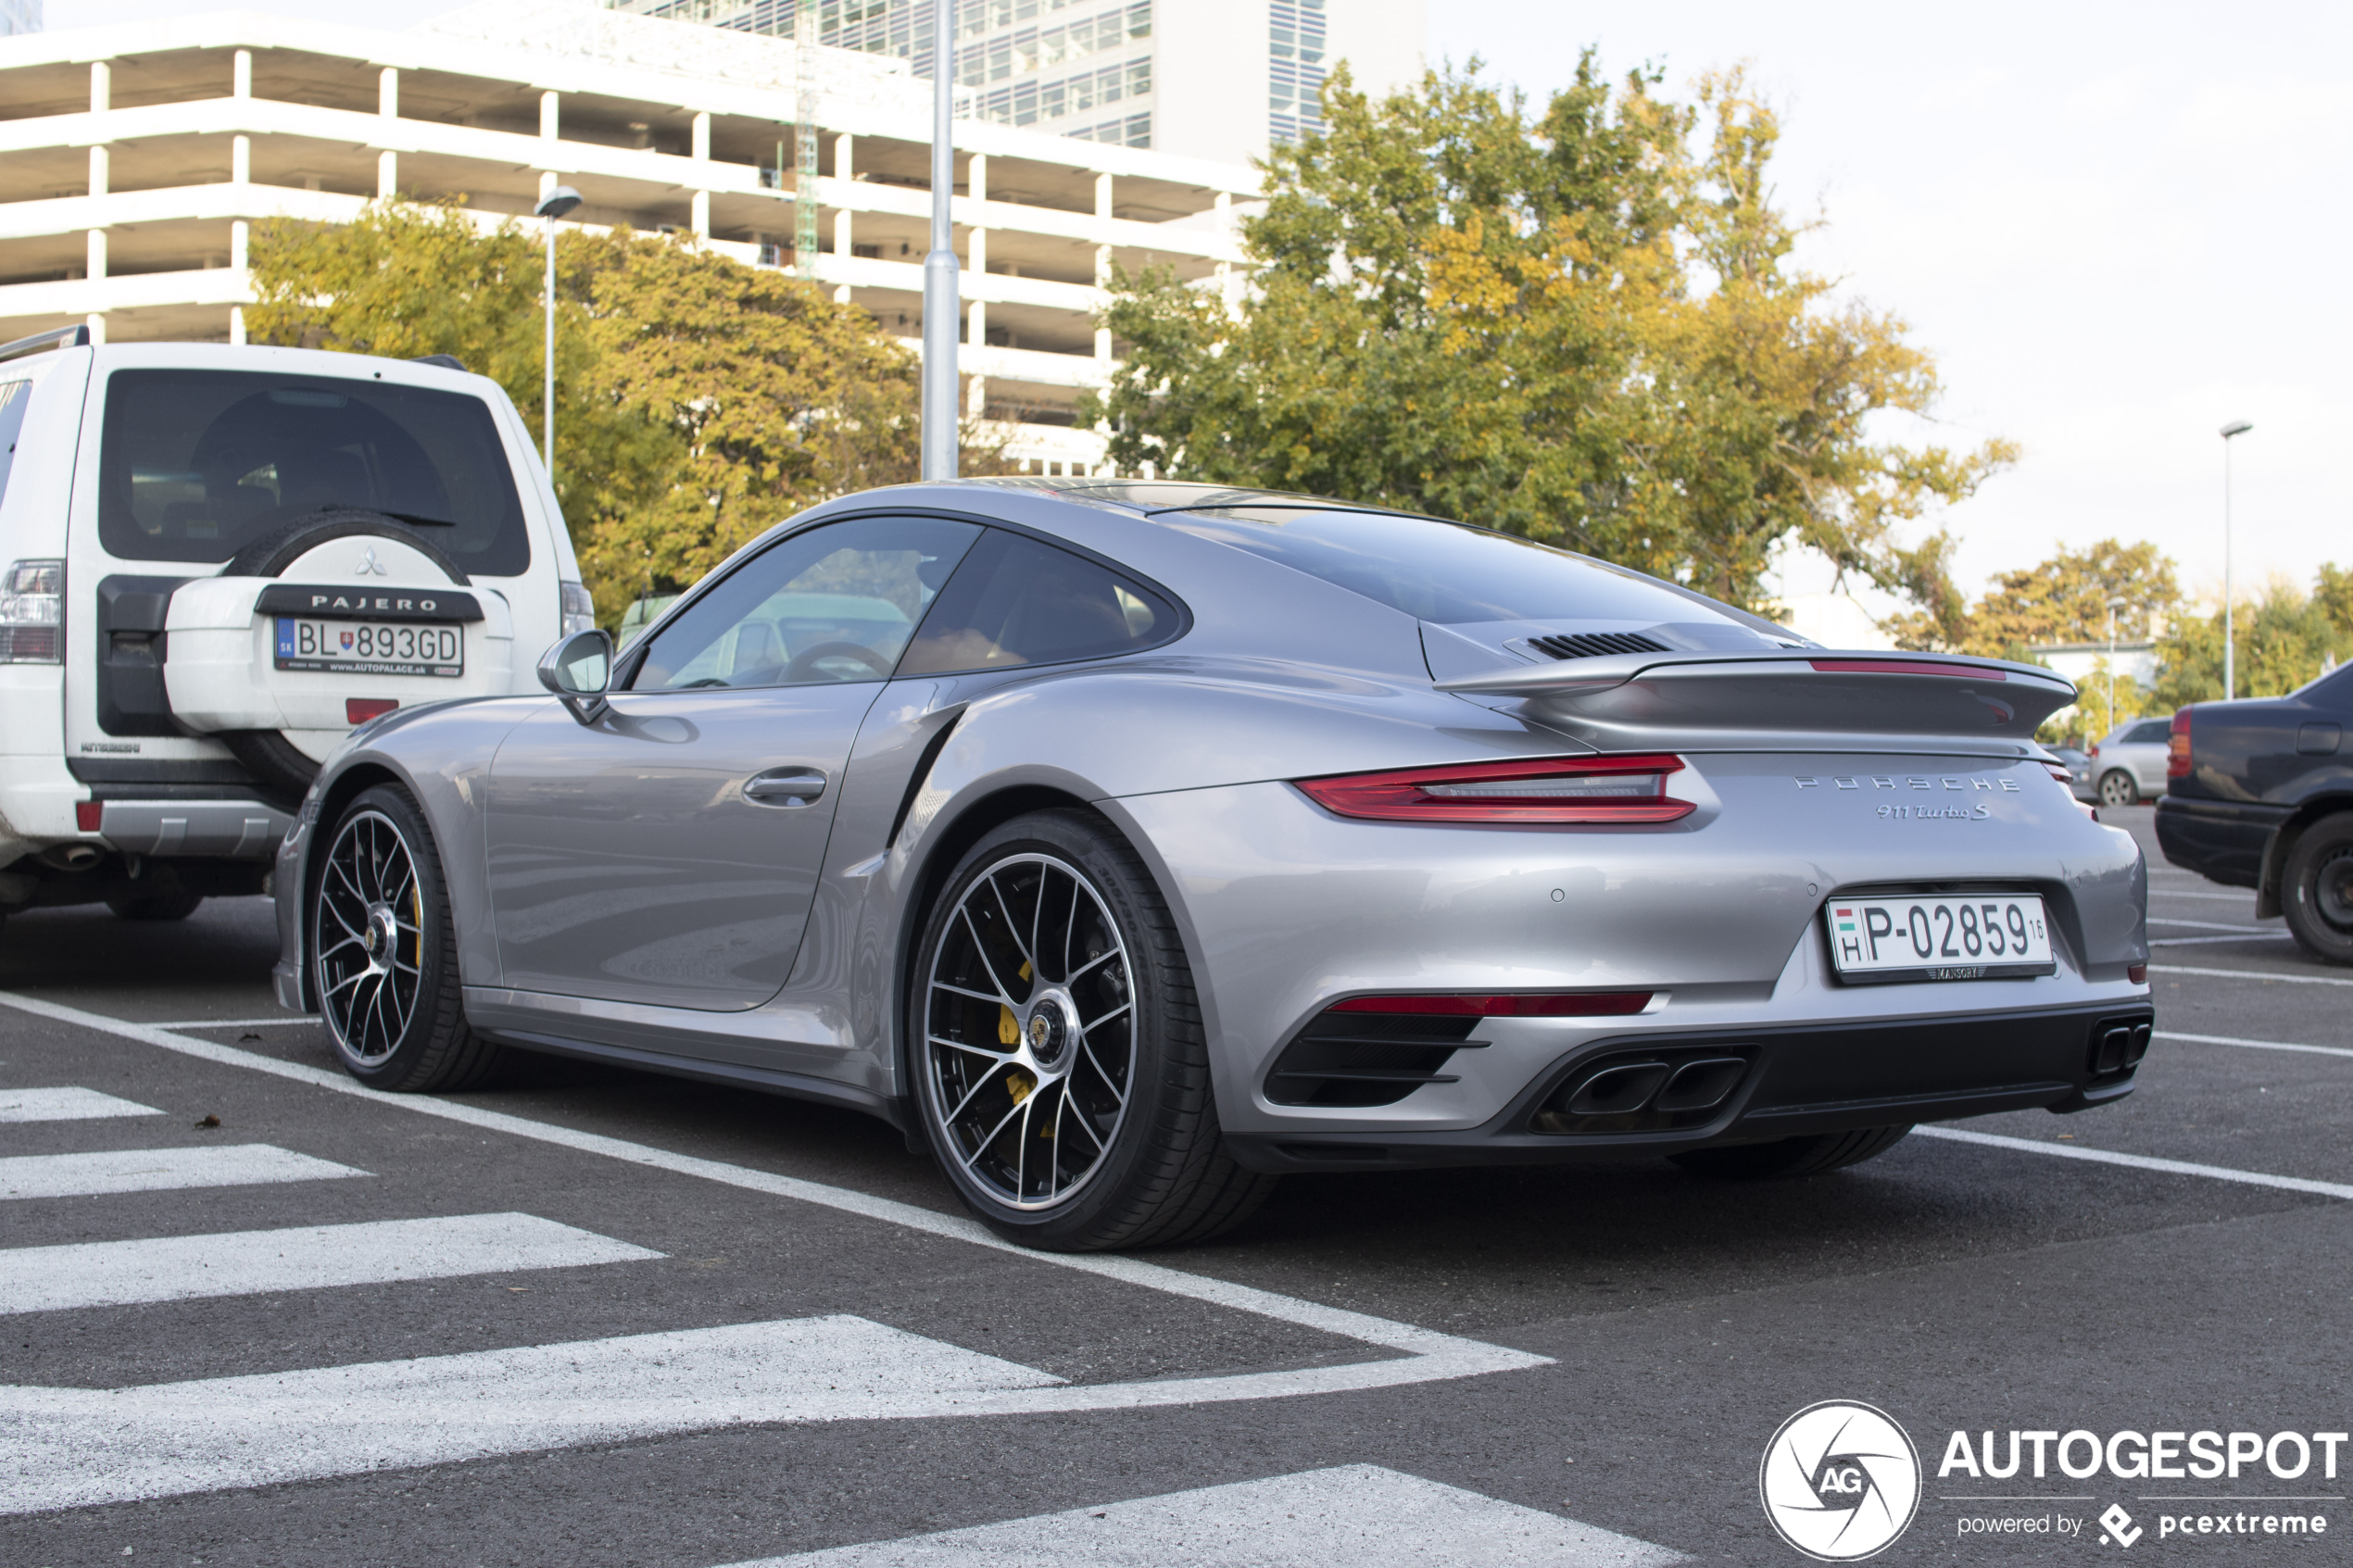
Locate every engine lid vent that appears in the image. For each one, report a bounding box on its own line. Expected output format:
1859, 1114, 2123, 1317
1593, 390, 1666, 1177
1529, 632, 1670, 661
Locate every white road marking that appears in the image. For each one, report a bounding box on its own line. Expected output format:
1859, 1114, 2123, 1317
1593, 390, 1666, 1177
2156, 1029, 2353, 1062
2148, 888, 2263, 902
2151, 963, 2353, 988
0, 1086, 161, 1123
2147, 917, 2275, 932
1916, 1127, 2353, 1201
721, 1464, 1687, 1567
0, 1144, 365, 1200
0, 993, 1552, 1449
0, 1212, 661, 1315
145, 1017, 320, 1030
0, 1315, 1064, 1515
2149, 934, 2296, 946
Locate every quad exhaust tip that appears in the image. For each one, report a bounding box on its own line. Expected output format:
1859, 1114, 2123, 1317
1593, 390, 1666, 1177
2089, 1018, 2153, 1077
1535, 1048, 1755, 1135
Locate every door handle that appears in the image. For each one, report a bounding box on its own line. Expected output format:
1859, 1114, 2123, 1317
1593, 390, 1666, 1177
743, 769, 826, 806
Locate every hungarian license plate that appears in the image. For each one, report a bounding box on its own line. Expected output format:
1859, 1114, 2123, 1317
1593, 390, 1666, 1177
1824, 895, 2056, 984
274, 618, 464, 678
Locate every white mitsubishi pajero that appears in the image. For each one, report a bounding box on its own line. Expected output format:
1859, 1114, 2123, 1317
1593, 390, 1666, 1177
0, 327, 593, 935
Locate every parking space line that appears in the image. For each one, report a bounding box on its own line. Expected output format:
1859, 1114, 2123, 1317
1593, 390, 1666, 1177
2156, 1030, 2353, 1062
2150, 964, 2353, 987
2, 1315, 1067, 1515
0, 1086, 161, 1123
720, 1464, 1688, 1568
0, 1144, 365, 1200
1916, 1127, 2353, 1201
2147, 889, 2263, 902
0, 990, 1551, 1391
2149, 934, 2296, 946
2148, 918, 2274, 932
0, 1212, 662, 1315
145, 1017, 321, 1030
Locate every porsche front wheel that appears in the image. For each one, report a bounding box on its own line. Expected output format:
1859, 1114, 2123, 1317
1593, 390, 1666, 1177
911, 810, 1276, 1251
313, 784, 504, 1091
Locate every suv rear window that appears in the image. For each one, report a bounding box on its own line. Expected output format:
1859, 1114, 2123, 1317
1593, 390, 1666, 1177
96, 370, 532, 575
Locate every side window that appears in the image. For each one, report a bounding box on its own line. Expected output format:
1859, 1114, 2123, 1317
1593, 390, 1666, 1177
0, 380, 31, 508
2129, 720, 2172, 745
898, 529, 1179, 675
631, 516, 981, 691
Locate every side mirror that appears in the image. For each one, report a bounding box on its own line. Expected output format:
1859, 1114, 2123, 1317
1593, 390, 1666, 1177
537, 628, 613, 725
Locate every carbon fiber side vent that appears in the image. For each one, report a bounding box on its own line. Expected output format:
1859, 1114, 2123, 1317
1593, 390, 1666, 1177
1529, 632, 1670, 660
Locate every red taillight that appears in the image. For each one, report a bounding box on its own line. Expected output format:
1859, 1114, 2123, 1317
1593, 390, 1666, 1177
2128, 963, 2147, 985
2168, 708, 2192, 778
1330, 992, 1653, 1017
2041, 760, 2072, 785
346, 697, 399, 725
1295, 754, 1693, 824
75, 800, 103, 832
2089, 744, 2100, 759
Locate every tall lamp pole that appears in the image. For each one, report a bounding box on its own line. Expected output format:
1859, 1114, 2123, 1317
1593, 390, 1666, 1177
535, 185, 584, 478
2220, 419, 2252, 699
2105, 594, 2129, 734
919, 0, 958, 480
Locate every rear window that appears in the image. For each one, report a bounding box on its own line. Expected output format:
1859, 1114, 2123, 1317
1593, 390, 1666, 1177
1161, 505, 1783, 634
96, 370, 532, 574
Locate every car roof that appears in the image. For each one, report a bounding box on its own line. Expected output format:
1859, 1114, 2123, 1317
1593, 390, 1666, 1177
953, 476, 1436, 521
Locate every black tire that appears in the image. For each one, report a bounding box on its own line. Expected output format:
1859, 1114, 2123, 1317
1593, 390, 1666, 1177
223, 730, 326, 797
1671, 1124, 1913, 1179
908, 809, 1277, 1251
2283, 815, 2353, 967
312, 784, 504, 1091
107, 893, 204, 922
2097, 770, 2138, 809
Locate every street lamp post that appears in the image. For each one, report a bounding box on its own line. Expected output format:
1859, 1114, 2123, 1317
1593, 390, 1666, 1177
535, 185, 584, 479
2220, 419, 2253, 700
2105, 594, 2129, 734
918, 0, 958, 480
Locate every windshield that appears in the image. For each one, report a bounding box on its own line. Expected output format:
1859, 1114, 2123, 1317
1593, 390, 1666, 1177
97, 369, 532, 573
1159, 506, 1787, 634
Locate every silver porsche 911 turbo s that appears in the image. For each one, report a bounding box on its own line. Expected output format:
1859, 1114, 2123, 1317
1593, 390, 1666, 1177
272, 480, 2154, 1251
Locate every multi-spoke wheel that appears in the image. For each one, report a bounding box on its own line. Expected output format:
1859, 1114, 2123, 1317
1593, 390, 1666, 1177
911, 809, 1277, 1250
312, 784, 503, 1091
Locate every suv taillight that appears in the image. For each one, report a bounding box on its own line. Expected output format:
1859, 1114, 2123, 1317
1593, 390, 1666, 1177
560, 579, 597, 636
0, 559, 62, 663
1296, 754, 1695, 824
2168, 708, 2193, 778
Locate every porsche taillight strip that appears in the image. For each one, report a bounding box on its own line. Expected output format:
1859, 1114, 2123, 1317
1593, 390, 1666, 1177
1330, 992, 1654, 1017
1807, 659, 2009, 682
1294, 754, 1694, 824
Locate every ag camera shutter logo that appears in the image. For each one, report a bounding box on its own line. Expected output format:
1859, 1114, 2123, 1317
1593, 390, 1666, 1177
1761, 1400, 1922, 1561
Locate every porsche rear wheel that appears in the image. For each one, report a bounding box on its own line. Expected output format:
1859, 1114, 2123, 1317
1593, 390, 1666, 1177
911, 810, 1276, 1251
313, 784, 503, 1091
1671, 1124, 1913, 1179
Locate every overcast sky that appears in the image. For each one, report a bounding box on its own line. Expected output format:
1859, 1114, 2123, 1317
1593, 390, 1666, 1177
49, 0, 2348, 606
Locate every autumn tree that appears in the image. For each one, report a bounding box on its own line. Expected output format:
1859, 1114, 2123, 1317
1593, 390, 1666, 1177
2153, 575, 2353, 709
1084, 58, 2011, 626
1945, 539, 2182, 661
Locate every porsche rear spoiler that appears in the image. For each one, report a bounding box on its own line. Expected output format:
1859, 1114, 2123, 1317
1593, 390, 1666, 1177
1435, 651, 2076, 753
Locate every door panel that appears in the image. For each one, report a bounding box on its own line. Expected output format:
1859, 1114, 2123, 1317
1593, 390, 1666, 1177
484, 686, 877, 1010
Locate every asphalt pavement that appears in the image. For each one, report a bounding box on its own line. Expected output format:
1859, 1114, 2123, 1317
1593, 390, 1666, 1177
3, 807, 2347, 1567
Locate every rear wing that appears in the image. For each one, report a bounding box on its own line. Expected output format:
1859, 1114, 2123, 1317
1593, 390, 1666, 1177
1436, 651, 2076, 754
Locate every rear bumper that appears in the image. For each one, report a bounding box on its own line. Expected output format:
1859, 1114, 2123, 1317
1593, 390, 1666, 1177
1227, 1001, 2153, 1173
2154, 795, 2287, 887
99, 797, 294, 859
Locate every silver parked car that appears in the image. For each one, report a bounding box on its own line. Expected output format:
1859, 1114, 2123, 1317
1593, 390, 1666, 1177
273, 482, 2154, 1251
2087, 717, 2174, 808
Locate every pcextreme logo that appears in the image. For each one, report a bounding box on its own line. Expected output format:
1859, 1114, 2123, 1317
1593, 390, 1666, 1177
1761, 1401, 1923, 1561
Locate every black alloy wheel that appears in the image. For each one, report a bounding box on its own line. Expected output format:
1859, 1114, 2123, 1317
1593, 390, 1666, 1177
910, 809, 1276, 1251
2284, 814, 2353, 966
313, 784, 504, 1090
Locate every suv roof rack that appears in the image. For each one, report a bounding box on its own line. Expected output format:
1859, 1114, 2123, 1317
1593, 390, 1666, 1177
0, 323, 90, 365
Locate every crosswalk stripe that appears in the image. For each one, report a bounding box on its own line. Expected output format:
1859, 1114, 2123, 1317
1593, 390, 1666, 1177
721, 1464, 1688, 1567
0, 1314, 1064, 1515
0, 1086, 162, 1123
0, 1212, 662, 1315
0, 1144, 365, 1200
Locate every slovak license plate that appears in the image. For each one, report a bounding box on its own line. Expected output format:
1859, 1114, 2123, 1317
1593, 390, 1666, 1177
274, 619, 464, 678
1824, 895, 2057, 984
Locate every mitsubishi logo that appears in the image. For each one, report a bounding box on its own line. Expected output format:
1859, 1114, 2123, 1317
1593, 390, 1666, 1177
355, 546, 388, 576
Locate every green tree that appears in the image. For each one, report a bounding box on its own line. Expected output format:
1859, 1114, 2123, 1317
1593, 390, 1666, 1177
1944, 538, 2182, 662
2153, 576, 2351, 709
1084, 59, 2011, 625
